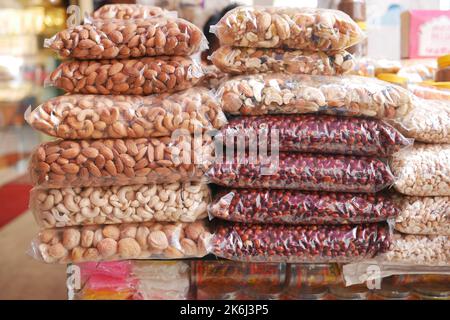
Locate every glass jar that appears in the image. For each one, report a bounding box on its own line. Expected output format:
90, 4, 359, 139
243, 263, 287, 300
436, 54, 450, 82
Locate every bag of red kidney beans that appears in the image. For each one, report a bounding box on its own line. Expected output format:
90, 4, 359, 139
211, 222, 392, 263
208, 188, 399, 224
206, 152, 395, 193
218, 115, 412, 157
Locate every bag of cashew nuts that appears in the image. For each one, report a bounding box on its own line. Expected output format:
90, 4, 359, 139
29, 221, 212, 263
26, 88, 227, 140
207, 152, 395, 193
30, 182, 211, 228
46, 56, 204, 95
219, 115, 412, 157
90, 4, 173, 20
211, 222, 391, 263
210, 6, 364, 51
391, 144, 450, 196
45, 17, 207, 59
210, 46, 355, 75
217, 74, 413, 119
391, 99, 450, 143
29, 136, 214, 189
395, 196, 449, 236
208, 189, 399, 225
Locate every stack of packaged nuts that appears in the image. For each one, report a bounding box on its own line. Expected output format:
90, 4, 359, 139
206, 6, 417, 263
26, 4, 226, 263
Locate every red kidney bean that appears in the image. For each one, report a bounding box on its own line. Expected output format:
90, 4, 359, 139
211, 223, 391, 263
207, 152, 394, 193
209, 189, 399, 224
220, 115, 412, 157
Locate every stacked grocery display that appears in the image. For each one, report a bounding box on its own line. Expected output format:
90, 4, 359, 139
206, 6, 415, 263
26, 4, 223, 263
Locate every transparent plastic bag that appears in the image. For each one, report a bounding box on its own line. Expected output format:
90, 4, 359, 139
210, 46, 355, 75
91, 4, 170, 20
44, 17, 207, 59
46, 56, 204, 95
211, 222, 391, 263
395, 196, 449, 236
30, 182, 210, 228
391, 144, 450, 196
26, 88, 226, 139
219, 115, 412, 157
30, 221, 212, 264
211, 6, 364, 51
209, 189, 399, 225
207, 152, 395, 193
218, 73, 413, 119
29, 136, 214, 188
408, 84, 450, 101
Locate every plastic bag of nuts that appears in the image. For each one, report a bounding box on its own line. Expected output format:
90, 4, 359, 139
210, 46, 355, 75
46, 56, 204, 95
219, 115, 412, 157
29, 221, 212, 263
383, 233, 449, 266
209, 189, 399, 225
408, 84, 450, 101
211, 6, 364, 51
90, 4, 171, 20
207, 152, 395, 193
391, 144, 450, 196
45, 17, 207, 59
218, 74, 413, 119
395, 196, 449, 236
30, 182, 211, 228
211, 223, 391, 263
26, 88, 227, 140
29, 136, 214, 188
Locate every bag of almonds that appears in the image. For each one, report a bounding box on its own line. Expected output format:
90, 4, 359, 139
217, 73, 413, 119
30, 182, 211, 228
29, 221, 212, 263
26, 88, 227, 140
29, 135, 214, 188
46, 56, 204, 95
90, 4, 172, 20
210, 6, 364, 51
45, 17, 207, 59
210, 46, 355, 75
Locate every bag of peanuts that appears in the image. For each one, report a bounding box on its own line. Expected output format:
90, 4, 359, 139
218, 115, 412, 157
29, 221, 212, 263
395, 196, 449, 236
210, 6, 364, 51
208, 189, 399, 225
29, 135, 214, 189
211, 222, 391, 263
210, 46, 355, 75
391, 144, 450, 196
25, 88, 227, 140
391, 99, 450, 143
217, 74, 413, 119
46, 56, 205, 95
44, 17, 207, 59
90, 4, 173, 20
30, 182, 211, 228
207, 152, 395, 193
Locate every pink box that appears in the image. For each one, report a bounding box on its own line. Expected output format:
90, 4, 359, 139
401, 10, 450, 59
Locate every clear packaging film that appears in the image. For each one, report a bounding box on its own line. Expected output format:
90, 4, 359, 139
44, 17, 207, 59
30, 221, 212, 263
395, 196, 449, 236
46, 56, 204, 95
26, 88, 227, 139
217, 74, 413, 119
408, 84, 450, 101
210, 6, 364, 51
90, 4, 169, 20
207, 153, 395, 193
210, 46, 355, 75
30, 182, 210, 228
219, 114, 412, 157
29, 136, 214, 188
211, 223, 391, 263
391, 144, 450, 196
208, 189, 399, 225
